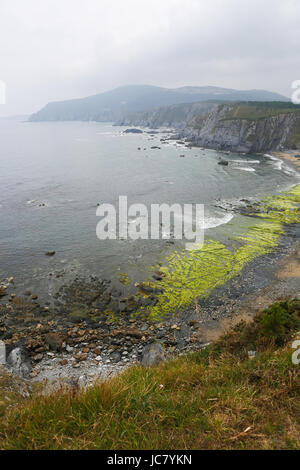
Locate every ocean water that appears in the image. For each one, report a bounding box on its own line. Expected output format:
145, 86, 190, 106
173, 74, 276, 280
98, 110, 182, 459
0, 119, 299, 299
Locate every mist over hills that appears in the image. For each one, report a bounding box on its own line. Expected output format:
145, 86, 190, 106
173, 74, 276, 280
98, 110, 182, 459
29, 84, 288, 122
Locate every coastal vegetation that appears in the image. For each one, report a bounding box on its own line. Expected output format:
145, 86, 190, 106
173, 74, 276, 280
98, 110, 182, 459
0, 299, 299, 450
115, 99, 300, 152
136, 185, 300, 320
223, 101, 300, 121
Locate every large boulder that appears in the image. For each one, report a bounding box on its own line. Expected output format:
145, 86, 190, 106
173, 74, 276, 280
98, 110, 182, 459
0, 285, 7, 297
7, 347, 32, 378
141, 343, 165, 367
44, 332, 66, 352
124, 128, 143, 134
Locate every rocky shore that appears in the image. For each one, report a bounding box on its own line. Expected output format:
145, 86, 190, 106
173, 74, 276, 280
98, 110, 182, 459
1, 220, 299, 389
274, 150, 300, 168
0, 283, 208, 388
1, 153, 300, 390
117, 102, 300, 153
0, 266, 210, 387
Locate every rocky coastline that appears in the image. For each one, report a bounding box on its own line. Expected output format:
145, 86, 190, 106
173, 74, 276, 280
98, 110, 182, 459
1, 220, 299, 389
1, 151, 300, 390
118, 102, 300, 153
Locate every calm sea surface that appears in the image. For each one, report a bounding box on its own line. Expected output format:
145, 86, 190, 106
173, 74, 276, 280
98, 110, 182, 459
0, 119, 299, 300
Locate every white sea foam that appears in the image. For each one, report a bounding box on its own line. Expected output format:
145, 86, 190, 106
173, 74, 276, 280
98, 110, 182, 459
233, 159, 260, 164
264, 153, 300, 177
282, 166, 299, 177
201, 212, 234, 229
264, 153, 283, 170
233, 166, 256, 172
171, 210, 234, 232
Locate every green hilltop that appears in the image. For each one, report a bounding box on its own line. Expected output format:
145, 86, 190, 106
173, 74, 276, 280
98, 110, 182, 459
222, 101, 300, 121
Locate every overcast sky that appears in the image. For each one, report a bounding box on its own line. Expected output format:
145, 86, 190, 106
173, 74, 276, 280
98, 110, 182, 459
0, 0, 300, 116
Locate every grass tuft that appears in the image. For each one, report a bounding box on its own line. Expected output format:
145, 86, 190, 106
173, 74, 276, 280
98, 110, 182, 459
0, 300, 299, 450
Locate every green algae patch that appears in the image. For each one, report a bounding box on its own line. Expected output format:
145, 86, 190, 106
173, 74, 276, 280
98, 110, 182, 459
119, 272, 131, 286
69, 308, 89, 318
139, 185, 300, 320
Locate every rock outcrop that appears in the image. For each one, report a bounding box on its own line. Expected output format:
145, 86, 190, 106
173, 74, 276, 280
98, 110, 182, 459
141, 343, 165, 367
7, 347, 32, 378
179, 104, 300, 153
117, 102, 218, 129
118, 101, 300, 153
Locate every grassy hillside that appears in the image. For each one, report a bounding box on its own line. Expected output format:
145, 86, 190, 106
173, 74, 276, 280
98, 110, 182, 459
223, 101, 300, 121
0, 300, 299, 450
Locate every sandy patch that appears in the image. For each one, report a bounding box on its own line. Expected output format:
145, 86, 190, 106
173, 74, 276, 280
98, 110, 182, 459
277, 248, 300, 279
273, 151, 300, 168
200, 313, 253, 342
199, 241, 300, 343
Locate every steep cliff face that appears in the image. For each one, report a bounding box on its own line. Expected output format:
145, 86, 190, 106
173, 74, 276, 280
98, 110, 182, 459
116, 102, 218, 129
180, 104, 300, 152
117, 101, 300, 152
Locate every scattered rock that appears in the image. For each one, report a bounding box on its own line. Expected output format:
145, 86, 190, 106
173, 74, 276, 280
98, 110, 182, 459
33, 354, 44, 362
111, 351, 121, 363
44, 332, 66, 352
45, 251, 56, 257
141, 343, 165, 367
112, 328, 143, 339
189, 320, 201, 329
0, 286, 7, 297
30, 370, 41, 378
124, 128, 143, 134
135, 283, 163, 295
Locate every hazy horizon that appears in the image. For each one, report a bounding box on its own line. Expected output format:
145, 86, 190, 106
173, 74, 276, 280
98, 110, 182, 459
1, 0, 299, 116
0, 82, 291, 119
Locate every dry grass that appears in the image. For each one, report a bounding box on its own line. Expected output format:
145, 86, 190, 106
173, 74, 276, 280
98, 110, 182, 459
0, 300, 299, 450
